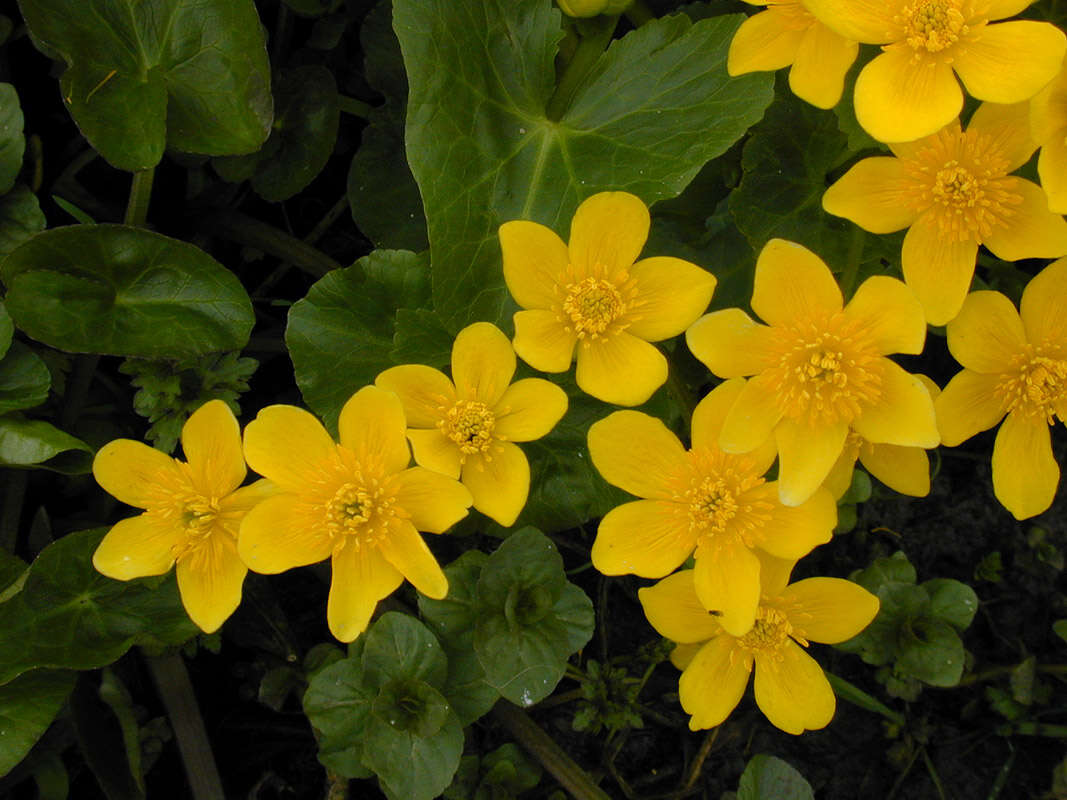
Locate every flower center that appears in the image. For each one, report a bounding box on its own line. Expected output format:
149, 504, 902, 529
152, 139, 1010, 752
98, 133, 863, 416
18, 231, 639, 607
996, 347, 1067, 424
325, 479, 399, 548
166, 495, 224, 560
900, 0, 966, 53
441, 400, 496, 455
681, 451, 773, 546
561, 276, 625, 339
737, 607, 793, 657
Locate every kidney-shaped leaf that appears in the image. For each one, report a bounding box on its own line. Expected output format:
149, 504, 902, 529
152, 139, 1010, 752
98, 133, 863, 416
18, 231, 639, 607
0, 669, 75, 777
1, 225, 254, 358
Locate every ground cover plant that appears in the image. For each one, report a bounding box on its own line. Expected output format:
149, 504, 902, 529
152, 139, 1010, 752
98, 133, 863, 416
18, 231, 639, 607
2, 0, 1067, 798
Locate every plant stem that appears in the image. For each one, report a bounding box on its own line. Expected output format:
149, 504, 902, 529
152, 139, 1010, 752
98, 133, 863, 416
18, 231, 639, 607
124, 168, 155, 227
957, 663, 1067, 687
146, 650, 226, 800
338, 95, 374, 119
545, 15, 617, 122
678, 727, 718, 793
201, 210, 342, 278
60, 354, 101, 431
826, 672, 905, 726
492, 701, 612, 800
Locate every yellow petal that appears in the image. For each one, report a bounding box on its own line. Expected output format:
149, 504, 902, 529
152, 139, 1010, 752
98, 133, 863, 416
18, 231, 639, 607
852, 360, 939, 447
493, 378, 568, 442
223, 478, 281, 515
390, 466, 472, 533
859, 441, 931, 496
175, 532, 246, 633
844, 275, 926, 355
679, 637, 753, 731
685, 309, 778, 378
720, 373, 785, 454
591, 500, 694, 577
499, 220, 568, 309
752, 239, 842, 327
237, 494, 333, 573
92, 514, 181, 580
901, 214, 979, 326
671, 643, 702, 671
452, 322, 516, 405
691, 378, 747, 452
638, 570, 722, 644
753, 641, 835, 734
727, 7, 806, 75
461, 443, 529, 526
757, 549, 798, 596
378, 519, 448, 599
775, 418, 849, 506
694, 537, 761, 637
822, 445, 858, 500
327, 543, 403, 642
751, 485, 835, 559
93, 440, 184, 510
568, 192, 650, 277
407, 429, 462, 478
338, 386, 411, 475
779, 577, 880, 643
1038, 138, 1067, 215
243, 405, 339, 492
1021, 258, 1067, 347
992, 411, 1060, 520
513, 309, 577, 373
967, 101, 1038, 173
624, 257, 716, 342
1031, 68, 1067, 144
375, 365, 455, 428
954, 21, 1066, 104
587, 410, 688, 499
822, 157, 920, 234
575, 333, 667, 406
986, 0, 1040, 18
855, 49, 962, 143
802, 0, 898, 42
983, 179, 1067, 262
935, 370, 1007, 447
180, 400, 245, 497
946, 290, 1026, 373
789, 21, 858, 109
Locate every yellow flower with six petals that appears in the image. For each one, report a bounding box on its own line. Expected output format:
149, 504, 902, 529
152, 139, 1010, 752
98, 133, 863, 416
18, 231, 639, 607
499, 191, 717, 406
823, 104, 1067, 325
376, 322, 568, 526
686, 239, 940, 506
588, 378, 836, 636
238, 386, 473, 642
935, 258, 1067, 519
92, 400, 276, 633
639, 556, 879, 734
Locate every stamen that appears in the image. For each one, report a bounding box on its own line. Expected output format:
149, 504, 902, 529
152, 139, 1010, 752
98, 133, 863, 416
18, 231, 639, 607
736, 606, 794, 660
324, 479, 399, 550
562, 276, 625, 339
681, 451, 773, 548
995, 345, 1067, 424
898, 0, 967, 53
439, 400, 496, 456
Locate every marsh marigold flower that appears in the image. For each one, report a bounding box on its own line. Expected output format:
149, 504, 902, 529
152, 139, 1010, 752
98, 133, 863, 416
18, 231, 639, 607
499, 192, 716, 407
588, 378, 836, 636
823, 104, 1067, 325
639, 557, 879, 733
92, 400, 276, 633
1031, 64, 1067, 214
805, 0, 1066, 142
686, 239, 940, 507
239, 386, 473, 642
728, 1, 858, 109
935, 259, 1067, 519
376, 322, 568, 526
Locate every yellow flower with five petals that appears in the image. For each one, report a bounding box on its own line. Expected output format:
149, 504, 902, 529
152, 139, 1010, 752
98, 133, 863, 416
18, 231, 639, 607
376, 322, 568, 527
238, 386, 473, 642
92, 400, 276, 633
499, 191, 717, 406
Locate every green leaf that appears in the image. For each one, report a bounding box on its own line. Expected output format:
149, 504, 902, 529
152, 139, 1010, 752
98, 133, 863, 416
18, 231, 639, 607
1, 224, 254, 358
372, 678, 451, 737
18, 0, 272, 171
391, 308, 453, 367
393, 0, 773, 330
70, 671, 144, 800
0, 302, 13, 359
478, 743, 541, 798
0, 185, 46, 259
737, 754, 814, 800
922, 578, 978, 632
0, 83, 25, 194
0, 416, 93, 473
836, 583, 929, 666
362, 710, 464, 800
0, 669, 75, 777
361, 612, 448, 690
0, 547, 26, 596
852, 551, 917, 592
302, 658, 375, 779
0, 341, 50, 413
0, 529, 198, 685
1053, 619, 1067, 645
896, 618, 965, 687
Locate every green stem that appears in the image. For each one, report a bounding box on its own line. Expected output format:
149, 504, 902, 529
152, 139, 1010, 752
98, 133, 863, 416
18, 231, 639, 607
124, 168, 155, 227
678, 727, 718, 793
957, 664, 1067, 687
60, 354, 100, 432
338, 95, 374, 119
0, 469, 27, 552
491, 701, 612, 800
839, 224, 865, 300
545, 15, 617, 122
202, 210, 342, 278
826, 672, 905, 726
624, 0, 655, 26
146, 650, 226, 800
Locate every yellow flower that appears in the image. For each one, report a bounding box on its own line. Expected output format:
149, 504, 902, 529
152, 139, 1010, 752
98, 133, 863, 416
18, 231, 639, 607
935, 259, 1067, 519
823, 104, 1067, 325
375, 322, 568, 526
805, 0, 1066, 142
686, 239, 939, 507
728, 1, 858, 109
588, 379, 836, 636
92, 400, 276, 633
1031, 64, 1067, 214
499, 191, 717, 407
823, 375, 941, 498
639, 558, 879, 733
238, 386, 473, 642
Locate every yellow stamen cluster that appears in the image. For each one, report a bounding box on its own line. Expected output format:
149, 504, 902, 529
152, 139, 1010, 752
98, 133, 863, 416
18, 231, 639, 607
899, 0, 968, 54
996, 346, 1067, 424
440, 400, 497, 455
737, 606, 795, 658
561, 276, 626, 339
679, 451, 772, 547
324, 478, 399, 550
